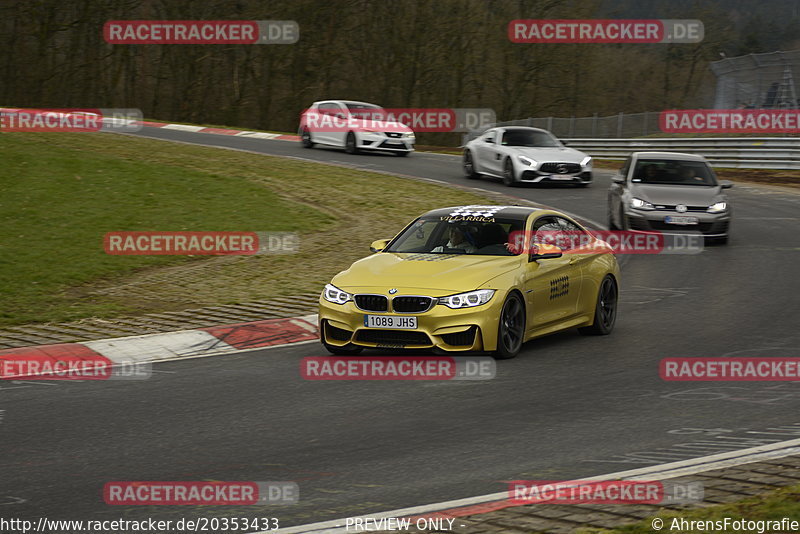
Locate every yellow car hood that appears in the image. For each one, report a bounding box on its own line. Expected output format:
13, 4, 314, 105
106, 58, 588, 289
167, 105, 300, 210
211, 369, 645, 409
332, 252, 522, 294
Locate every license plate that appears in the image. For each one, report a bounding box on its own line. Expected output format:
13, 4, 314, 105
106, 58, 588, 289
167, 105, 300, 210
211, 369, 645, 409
385, 141, 404, 146
364, 315, 417, 329
549, 175, 574, 181
664, 215, 699, 225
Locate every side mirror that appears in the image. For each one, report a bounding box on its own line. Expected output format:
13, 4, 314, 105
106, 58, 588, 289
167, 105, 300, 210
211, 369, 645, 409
370, 239, 391, 253
530, 243, 563, 261
485, 138, 494, 144
612, 175, 625, 184
720, 180, 733, 189
561, 141, 569, 146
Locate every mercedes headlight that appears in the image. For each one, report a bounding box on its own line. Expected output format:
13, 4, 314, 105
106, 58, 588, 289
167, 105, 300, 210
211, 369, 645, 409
518, 155, 537, 167
323, 284, 352, 305
580, 156, 593, 167
631, 197, 655, 210
438, 289, 495, 309
707, 201, 727, 213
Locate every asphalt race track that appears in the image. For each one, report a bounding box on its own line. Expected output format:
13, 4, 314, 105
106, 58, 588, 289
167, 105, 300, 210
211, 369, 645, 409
2, 129, 799, 528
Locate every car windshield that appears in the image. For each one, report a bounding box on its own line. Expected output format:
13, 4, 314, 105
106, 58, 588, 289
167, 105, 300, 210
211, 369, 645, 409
346, 103, 386, 120
385, 216, 527, 256
632, 159, 717, 186
501, 129, 561, 147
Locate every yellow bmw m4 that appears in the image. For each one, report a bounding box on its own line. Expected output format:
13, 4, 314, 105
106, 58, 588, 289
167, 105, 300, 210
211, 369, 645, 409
319, 205, 620, 359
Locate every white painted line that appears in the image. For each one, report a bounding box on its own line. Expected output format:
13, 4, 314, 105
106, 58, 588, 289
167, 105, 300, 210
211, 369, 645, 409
82, 330, 237, 363
235, 131, 281, 139
161, 124, 205, 132
271, 438, 800, 534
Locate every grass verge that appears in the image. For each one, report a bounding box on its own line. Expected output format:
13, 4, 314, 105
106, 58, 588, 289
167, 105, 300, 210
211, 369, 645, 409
0, 132, 491, 326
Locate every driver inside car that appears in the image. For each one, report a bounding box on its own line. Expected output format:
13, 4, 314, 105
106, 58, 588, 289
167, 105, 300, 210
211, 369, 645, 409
432, 224, 477, 253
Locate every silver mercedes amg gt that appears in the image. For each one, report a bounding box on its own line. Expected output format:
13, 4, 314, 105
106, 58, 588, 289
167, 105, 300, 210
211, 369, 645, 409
463, 126, 593, 187
607, 152, 733, 244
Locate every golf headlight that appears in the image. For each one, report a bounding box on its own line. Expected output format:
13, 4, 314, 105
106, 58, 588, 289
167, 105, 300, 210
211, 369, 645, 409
518, 155, 537, 167
438, 289, 495, 309
631, 197, 655, 210
580, 156, 593, 167
707, 201, 727, 213
323, 284, 352, 305
403, 132, 415, 138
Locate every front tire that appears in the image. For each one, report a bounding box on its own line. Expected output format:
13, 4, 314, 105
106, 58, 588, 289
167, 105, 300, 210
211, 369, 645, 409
493, 292, 526, 359
578, 275, 618, 336
345, 132, 359, 154
463, 150, 480, 179
502, 159, 517, 187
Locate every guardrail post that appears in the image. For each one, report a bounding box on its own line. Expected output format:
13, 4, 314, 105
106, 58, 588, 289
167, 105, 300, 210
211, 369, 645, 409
591, 113, 598, 137
547, 116, 553, 131
617, 112, 623, 137
569, 116, 575, 137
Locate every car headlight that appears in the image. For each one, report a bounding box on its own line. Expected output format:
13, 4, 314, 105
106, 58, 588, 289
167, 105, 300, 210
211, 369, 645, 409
707, 201, 727, 213
403, 132, 415, 138
631, 197, 655, 210
518, 155, 537, 167
438, 289, 495, 309
322, 283, 352, 305
580, 156, 593, 167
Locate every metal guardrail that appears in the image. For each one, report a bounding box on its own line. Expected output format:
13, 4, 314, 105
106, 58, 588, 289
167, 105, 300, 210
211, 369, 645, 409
560, 137, 800, 170
462, 130, 800, 169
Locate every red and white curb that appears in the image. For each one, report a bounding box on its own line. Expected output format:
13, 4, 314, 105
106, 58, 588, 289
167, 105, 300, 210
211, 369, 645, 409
272, 438, 800, 533
141, 120, 300, 141
0, 314, 319, 371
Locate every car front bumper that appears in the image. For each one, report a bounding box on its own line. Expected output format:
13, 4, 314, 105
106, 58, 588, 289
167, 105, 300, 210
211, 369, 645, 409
521, 170, 592, 184
319, 289, 505, 352
359, 132, 414, 153
624, 208, 731, 237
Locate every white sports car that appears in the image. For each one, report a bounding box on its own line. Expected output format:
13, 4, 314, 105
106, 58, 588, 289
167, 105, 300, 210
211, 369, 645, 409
298, 100, 415, 156
463, 126, 592, 187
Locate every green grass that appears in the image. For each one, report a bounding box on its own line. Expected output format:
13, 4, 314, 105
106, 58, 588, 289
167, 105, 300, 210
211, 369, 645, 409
575, 483, 800, 534
0, 132, 492, 326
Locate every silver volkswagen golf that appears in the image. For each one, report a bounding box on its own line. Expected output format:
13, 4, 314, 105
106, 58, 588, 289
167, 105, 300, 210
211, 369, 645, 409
607, 152, 733, 244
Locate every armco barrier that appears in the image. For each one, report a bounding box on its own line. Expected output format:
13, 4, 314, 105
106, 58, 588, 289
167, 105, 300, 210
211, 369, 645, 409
462, 129, 800, 170
561, 137, 800, 170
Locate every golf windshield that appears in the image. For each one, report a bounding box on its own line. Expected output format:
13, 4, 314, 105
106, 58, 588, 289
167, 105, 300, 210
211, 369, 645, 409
633, 159, 718, 186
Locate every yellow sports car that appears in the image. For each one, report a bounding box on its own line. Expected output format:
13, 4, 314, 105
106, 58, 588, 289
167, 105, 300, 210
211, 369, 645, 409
319, 205, 620, 359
